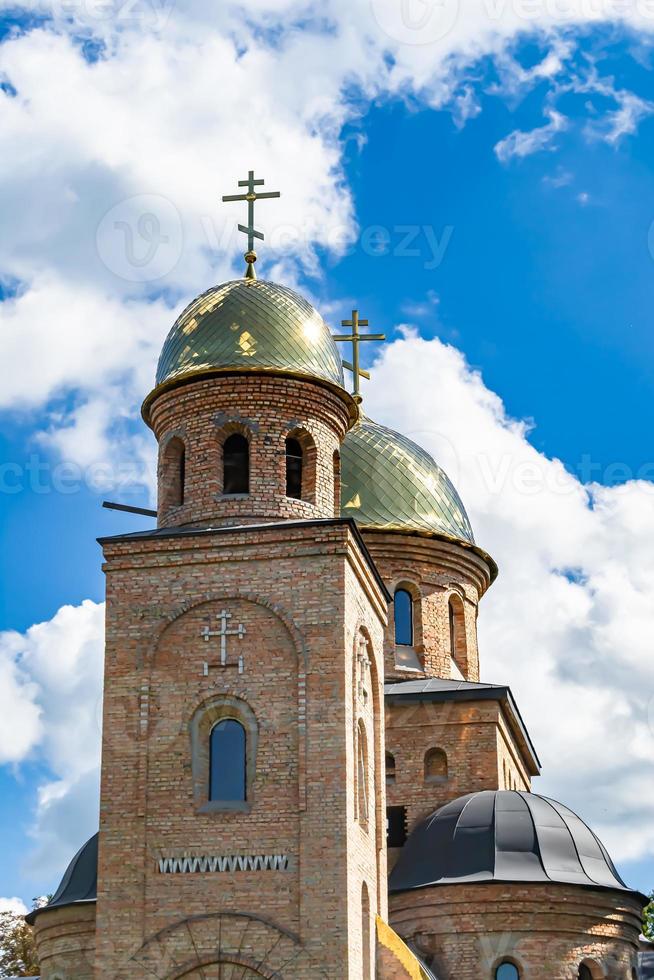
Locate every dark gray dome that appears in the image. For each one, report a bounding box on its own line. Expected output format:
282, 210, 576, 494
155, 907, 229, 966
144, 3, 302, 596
26, 833, 97, 924
389, 791, 639, 897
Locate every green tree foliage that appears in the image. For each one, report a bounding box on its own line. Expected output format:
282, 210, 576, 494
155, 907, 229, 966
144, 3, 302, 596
0, 900, 43, 977
643, 891, 654, 942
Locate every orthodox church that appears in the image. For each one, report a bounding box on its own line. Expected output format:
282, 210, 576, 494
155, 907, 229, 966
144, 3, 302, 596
26, 175, 645, 979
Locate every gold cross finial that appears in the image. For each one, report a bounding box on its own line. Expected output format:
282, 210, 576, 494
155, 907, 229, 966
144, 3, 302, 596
222, 170, 281, 279
332, 310, 385, 403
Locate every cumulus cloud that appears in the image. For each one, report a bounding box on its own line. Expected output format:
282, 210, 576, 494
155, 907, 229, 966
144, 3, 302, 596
366, 330, 654, 863
0, 897, 28, 914
0, 601, 104, 879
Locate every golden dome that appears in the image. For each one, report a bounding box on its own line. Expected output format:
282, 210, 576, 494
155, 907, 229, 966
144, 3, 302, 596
340, 416, 475, 543
154, 278, 345, 392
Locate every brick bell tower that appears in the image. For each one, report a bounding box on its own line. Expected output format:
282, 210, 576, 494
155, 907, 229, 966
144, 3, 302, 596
93, 176, 389, 979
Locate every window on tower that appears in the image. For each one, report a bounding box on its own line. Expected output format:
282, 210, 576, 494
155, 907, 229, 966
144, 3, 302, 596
285, 437, 303, 499
394, 589, 413, 646
223, 434, 249, 494
448, 593, 467, 672
162, 436, 186, 510
385, 751, 396, 785
209, 719, 246, 801
495, 963, 520, 980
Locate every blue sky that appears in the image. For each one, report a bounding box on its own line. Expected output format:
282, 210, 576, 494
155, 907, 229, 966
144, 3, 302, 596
2, 3, 654, 908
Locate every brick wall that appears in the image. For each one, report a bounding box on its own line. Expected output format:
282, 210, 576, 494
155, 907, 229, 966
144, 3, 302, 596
390, 882, 643, 980
148, 374, 352, 529
95, 520, 386, 979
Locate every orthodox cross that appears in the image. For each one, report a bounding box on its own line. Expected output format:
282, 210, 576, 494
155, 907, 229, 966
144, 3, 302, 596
357, 637, 372, 702
221, 170, 280, 279
201, 609, 246, 675
332, 310, 385, 403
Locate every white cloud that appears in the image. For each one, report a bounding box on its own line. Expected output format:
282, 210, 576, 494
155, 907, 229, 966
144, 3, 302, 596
366, 330, 654, 864
0, 601, 104, 880
494, 107, 568, 162
0, 896, 28, 914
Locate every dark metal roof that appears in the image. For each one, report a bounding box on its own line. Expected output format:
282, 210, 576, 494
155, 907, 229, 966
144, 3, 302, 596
389, 791, 645, 902
26, 834, 98, 925
98, 517, 391, 603
384, 677, 541, 773
640, 951, 654, 979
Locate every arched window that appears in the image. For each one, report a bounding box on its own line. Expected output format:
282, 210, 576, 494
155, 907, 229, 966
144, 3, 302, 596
385, 751, 396, 785
333, 449, 341, 514
285, 437, 303, 499
209, 719, 246, 801
356, 719, 369, 828
361, 882, 371, 980
162, 436, 185, 509
578, 967, 593, 980
424, 747, 448, 782
394, 589, 413, 646
223, 434, 249, 494
448, 593, 467, 670
495, 963, 520, 980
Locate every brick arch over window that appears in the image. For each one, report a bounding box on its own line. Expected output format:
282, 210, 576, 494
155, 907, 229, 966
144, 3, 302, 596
284, 427, 316, 504
189, 695, 258, 813
123, 911, 328, 980
160, 433, 186, 512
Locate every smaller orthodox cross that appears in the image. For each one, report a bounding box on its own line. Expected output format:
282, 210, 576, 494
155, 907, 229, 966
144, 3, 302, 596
222, 170, 280, 279
357, 638, 371, 702
201, 609, 246, 675
332, 310, 385, 403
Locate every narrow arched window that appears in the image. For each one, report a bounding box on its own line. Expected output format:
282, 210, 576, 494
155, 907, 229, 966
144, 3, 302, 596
162, 437, 185, 509
357, 720, 369, 828
495, 963, 520, 980
209, 719, 246, 801
223, 434, 249, 494
286, 437, 303, 499
448, 594, 467, 670
424, 747, 448, 782
361, 882, 371, 980
333, 449, 341, 514
385, 751, 396, 785
394, 589, 413, 646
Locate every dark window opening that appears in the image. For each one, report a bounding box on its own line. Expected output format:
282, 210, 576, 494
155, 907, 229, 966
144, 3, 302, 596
223, 434, 249, 494
386, 805, 407, 848
178, 446, 185, 505
578, 968, 593, 980
394, 589, 413, 646
286, 437, 303, 499
209, 719, 246, 801
385, 751, 396, 785
495, 964, 520, 980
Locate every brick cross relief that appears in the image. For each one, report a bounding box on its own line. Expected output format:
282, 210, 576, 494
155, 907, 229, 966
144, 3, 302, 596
357, 638, 371, 703
201, 609, 246, 675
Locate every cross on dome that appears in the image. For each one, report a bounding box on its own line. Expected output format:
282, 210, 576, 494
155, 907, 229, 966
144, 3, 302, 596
222, 170, 281, 279
332, 309, 385, 403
